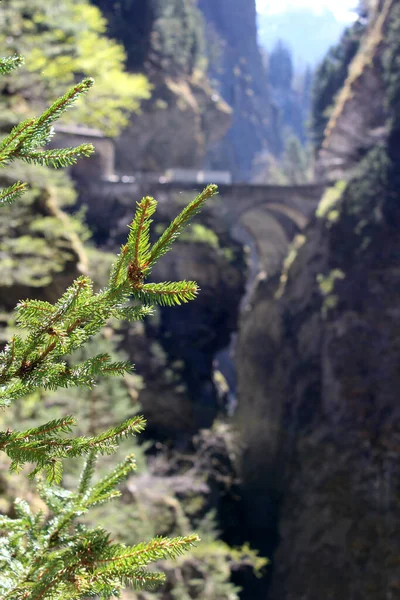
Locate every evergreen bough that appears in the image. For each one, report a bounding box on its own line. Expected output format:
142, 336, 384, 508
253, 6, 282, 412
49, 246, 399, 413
0, 53, 218, 598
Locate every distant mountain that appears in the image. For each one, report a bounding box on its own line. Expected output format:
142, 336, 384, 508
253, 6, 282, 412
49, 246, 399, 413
257, 8, 352, 67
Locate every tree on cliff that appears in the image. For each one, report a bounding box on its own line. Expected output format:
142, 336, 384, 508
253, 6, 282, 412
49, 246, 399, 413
91, 0, 206, 76
0, 0, 150, 135
0, 53, 219, 597
311, 19, 366, 152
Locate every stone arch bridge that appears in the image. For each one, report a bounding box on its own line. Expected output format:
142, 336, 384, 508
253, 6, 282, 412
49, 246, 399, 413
54, 126, 326, 274
85, 176, 325, 274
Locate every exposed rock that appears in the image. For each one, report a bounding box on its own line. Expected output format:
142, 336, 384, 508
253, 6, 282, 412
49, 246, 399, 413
317, 2, 391, 180
116, 74, 232, 173
235, 3, 400, 597
90, 0, 233, 174
268, 150, 400, 600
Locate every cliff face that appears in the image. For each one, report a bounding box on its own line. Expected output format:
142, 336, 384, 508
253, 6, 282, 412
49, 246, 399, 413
316, 2, 390, 180
236, 2, 400, 598
197, 0, 281, 180
92, 0, 281, 180
116, 74, 232, 173
92, 0, 232, 174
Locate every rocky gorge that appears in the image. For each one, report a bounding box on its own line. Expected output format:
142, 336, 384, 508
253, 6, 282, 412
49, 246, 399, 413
236, 1, 400, 598
1, 0, 400, 598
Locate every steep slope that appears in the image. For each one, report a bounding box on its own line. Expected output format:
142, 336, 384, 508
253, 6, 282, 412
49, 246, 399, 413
197, 0, 281, 180
116, 74, 231, 173
91, 0, 232, 173
316, 2, 389, 179
236, 2, 400, 598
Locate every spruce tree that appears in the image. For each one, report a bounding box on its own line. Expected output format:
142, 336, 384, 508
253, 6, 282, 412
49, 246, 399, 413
0, 53, 218, 598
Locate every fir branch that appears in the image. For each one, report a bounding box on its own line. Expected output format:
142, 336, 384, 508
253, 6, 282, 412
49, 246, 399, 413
0, 79, 94, 163
31, 78, 95, 132
89, 416, 146, 447
108, 244, 130, 289
0, 118, 36, 161
85, 453, 137, 507
0, 417, 146, 483
19, 144, 95, 169
15, 300, 57, 329
134, 281, 199, 306
112, 304, 154, 322
0, 185, 215, 401
0, 181, 28, 205
0, 58, 215, 596
145, 184, 218, 269
96, 534, 201, 567
0, 55, 24, 75
77, 450, 98, 496
0, 416, 76, 446
128, 196, 158, 275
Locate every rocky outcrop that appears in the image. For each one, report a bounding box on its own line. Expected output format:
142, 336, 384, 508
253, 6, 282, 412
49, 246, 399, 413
91, 0, 232, 174
92, 0, 281, 181
116, 74, 232, 173
317, 1, 390, 180
197, 0, 281, 180
235, 2, 400, 598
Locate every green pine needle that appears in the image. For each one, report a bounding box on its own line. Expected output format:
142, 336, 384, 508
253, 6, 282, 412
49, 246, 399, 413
0, 181, 28, 205
128, 196, 158, 269
134, 281, 199, 306
34, 78, 95, 130
19, 144, 95, 168
112, 304, 154, 321
145, 184, 218, 269
0, 55, 24, 75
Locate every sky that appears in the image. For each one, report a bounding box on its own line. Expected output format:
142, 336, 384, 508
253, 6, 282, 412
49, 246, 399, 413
256, 0, 358, 22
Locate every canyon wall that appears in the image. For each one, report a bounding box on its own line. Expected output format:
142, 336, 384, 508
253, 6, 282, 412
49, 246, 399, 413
235, 3, 400, 598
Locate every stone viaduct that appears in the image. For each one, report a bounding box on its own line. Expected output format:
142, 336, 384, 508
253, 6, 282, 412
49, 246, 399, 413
54, 126, 327, 273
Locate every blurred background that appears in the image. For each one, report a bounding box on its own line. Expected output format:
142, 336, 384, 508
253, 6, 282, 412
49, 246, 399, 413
1, 0, 399, 598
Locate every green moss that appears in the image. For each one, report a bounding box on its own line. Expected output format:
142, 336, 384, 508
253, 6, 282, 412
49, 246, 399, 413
317, 269, 345, 295
180, 223, 219, 249
316, 180, 347, 220
277, 234, 307, 297
317, 269, 345, 317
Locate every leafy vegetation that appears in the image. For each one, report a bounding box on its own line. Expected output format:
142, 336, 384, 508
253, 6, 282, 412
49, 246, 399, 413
0, 0, 150, 135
